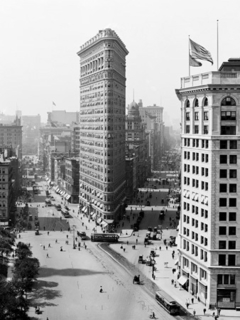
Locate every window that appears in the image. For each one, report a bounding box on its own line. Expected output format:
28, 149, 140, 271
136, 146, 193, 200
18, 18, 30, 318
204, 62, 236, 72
220, 169, 227, 178
229, 155, 237, 164
229, 198, 236, 207
229, 170, 237, 178
230, 141, 237, 149
186, 112, 190, 121
206, 140, 209, 148
221, 96, 236, 106
203, 126, 208, 134
196, 139, 199, 147
185, 99, 190, 108
219, 226, 227, 235
204, 111, 209, 120
219, 212, 227, 221
219, 198, 227, 207
186, 125, 190, 133
229, 184, 237, 193
229, 227, 236, 235
219, 184, 227, 193
228, 241, 236, 250
221, 111, 236, 120
194, 99, 199, 107
228, 255, 236, 266
217, 274, 235, 285
220, 155, 227, 164
221, 126, 236, 135
195, 112, 199, 121
194, 125, 199, 134
218, 254, 226, 266
220, 140, 228, 149
219, 241, 226, 249
229, 212, 236, 221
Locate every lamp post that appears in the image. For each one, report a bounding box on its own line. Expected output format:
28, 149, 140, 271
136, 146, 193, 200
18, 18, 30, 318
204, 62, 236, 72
71, 225, 76, 249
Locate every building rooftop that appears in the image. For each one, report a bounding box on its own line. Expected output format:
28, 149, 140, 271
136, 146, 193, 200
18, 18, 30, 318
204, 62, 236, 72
78, 28, 128, 55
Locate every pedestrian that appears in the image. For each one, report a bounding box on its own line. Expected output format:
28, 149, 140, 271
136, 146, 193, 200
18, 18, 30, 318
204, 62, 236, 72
171, 279, 174, 285
48, 244, 51, 248
136, 239, 138, 244
159, 246, 161, 250
186, 302, 189, 309
100, 286, 103, 293
191, 297, 194, 304
193, 310, 196, 316
203, 308, 206, 315
166, 246, 168, 250
46, 253, 49, 258
55, 239, 57, 243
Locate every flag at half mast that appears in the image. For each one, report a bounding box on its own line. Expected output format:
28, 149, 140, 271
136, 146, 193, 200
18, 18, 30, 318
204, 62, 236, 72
189, 54, 202, 67
190, 39, 213, 64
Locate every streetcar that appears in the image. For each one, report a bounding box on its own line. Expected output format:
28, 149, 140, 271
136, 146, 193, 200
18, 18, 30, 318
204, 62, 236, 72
91, 233, 119, 243
155, 289, 180, 315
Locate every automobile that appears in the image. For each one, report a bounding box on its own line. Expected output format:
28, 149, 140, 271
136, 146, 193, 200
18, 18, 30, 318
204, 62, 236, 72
79, 231, 87, 240
148, 226, 153, 232
55, 204, 61, 211
65, 206, 70, 211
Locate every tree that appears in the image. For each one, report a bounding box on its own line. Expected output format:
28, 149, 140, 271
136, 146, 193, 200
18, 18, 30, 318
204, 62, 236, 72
0, 279, 30, 320
13, 257, 39, 297
15, 242, 32, 260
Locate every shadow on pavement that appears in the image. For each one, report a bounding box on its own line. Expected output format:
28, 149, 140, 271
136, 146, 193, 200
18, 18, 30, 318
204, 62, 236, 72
39, 267, 107, 278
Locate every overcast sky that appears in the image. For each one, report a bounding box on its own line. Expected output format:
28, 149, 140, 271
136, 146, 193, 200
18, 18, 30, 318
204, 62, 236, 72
1, 0, 240, 124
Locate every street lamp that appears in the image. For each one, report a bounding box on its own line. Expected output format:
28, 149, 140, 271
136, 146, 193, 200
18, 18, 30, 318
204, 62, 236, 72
71, 225, 76, 249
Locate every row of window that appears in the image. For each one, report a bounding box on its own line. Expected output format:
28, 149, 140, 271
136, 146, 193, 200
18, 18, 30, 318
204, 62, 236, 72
220, 169, 237, 178
219, 254, 236, 266
185, 96, 236, 108
219, 184, 237, 193
183, 177, 209, 191
220, 155, 237, 164
220, 140, 237, 149
184, 165, 209, 177
217, 274, 235, 285
185, 111, 209, 121
186, 125, 209, 134
184, 138, 209, 148
183, 239, 208, 259
219, 226, 237, 236
184, 152, 209, 162
219, 240, 236, 250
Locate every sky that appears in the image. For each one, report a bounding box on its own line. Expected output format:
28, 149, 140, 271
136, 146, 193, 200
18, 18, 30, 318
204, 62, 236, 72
1, 0, 240, 125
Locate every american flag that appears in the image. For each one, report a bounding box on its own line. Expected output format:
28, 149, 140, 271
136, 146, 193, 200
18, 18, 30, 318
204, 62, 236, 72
190, 39, 213, 65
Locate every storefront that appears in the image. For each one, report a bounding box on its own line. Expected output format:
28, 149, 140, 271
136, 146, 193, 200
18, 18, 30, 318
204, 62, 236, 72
217, 289, 236, 309
190, 276, 198, 297
198, 282, 208, 304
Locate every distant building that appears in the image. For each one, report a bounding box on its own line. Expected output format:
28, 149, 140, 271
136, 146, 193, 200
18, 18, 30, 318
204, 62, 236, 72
126, 101, 151, 201
0, 155, 16, 226
21, 114, 41, 155
47, 110, 79, 125
77, 28, 128, 221
71, 124, 80, 154
0, 116, 22, 160
138, 102, 164, 170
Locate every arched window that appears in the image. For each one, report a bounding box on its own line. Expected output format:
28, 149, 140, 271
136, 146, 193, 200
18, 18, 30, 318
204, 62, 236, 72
203, 97, 208, 106
194, 99, 199, 107
185, 99, 190, 108
221, 96, 236, 106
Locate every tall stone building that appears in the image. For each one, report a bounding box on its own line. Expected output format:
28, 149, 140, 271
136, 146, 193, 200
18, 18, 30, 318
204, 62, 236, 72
77, 29, 128, 221
176, 58, 240, 309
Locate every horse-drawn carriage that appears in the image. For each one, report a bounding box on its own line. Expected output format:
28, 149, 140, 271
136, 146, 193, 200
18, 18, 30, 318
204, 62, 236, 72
133, 275, 140, 284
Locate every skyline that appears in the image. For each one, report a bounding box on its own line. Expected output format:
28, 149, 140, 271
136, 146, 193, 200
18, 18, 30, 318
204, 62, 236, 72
1, 0, 240, 124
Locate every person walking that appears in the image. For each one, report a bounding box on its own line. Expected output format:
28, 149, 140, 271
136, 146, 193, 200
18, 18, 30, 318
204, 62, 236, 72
99, 286, 103, 293
203, 308, 206, 315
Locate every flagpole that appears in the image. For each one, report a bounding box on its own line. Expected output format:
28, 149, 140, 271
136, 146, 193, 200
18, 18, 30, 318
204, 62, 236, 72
217, 20, 219, 70
188, 35, 190, 76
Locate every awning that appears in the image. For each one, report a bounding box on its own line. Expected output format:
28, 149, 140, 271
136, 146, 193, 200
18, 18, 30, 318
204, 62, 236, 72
201, 195, 205, 203
101, 221, 108, 228
183, 190, 187, 197
97, 218, 102, 224
105, 219, 114, 224
92, 190, 94, 194
195, 194, 199, 201
192, 193, 195, 200
97, 193, 100, 197
66, 194, 71, 200
80, 183, 83, 187
100, 204, 103, 209
81, 206, 86, 212
174, 260, 179, 265
92, 213, 97, 219
178, 276, 188, 286
187, 191, 190, 199
204, 197, 208, 205
97, 202, 100, 206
